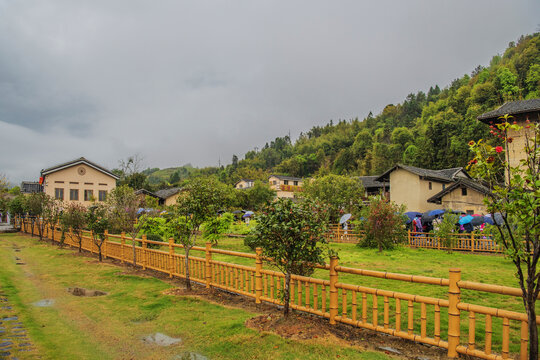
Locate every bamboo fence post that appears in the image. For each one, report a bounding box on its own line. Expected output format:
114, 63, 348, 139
103, 230, 108, 259
120, 232, 125, 263
142, 234, 147, 270
447, 268, 461, 358
205, 242, 212, 288
471, 233, 475, 253
255, 247, 263, 304
169, 238, 174, 278
69, 227, 73, 247
329, 256, 339, 325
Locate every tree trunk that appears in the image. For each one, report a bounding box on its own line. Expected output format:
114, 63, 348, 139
284, 271, 291, 317
527, 303, 538, 360
96, 240, 103, 262
184, 247, 191, 291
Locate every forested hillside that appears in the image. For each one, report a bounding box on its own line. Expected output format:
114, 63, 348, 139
145, 33, 540, 188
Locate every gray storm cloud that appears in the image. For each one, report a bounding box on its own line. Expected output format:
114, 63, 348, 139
0, 0, 538, 184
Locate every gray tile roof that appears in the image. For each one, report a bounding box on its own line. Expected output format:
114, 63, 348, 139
155, 187, 182, 199
41, 157, 119, 179
427, 178, 492, 203
269, 175, 303, 181
376, 164, 469, 183
135, 189, 160, 198
20, 181, 42, 194
357, 176, 388, 189
478, 98, 540, 122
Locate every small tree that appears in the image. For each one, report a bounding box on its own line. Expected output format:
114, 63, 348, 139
202, 212, 234, 245
25, 192, 49, 240
43, 197, 62, 242
303, 174, 364, 222
434, 212, 460, 251
174, 178, 231, 290
86, 204, 109, 262
359, 195, 406, 252
8, 195, 26, 229
251, 198, 329, 317
469, 115, 540, 359
136, 214, 168, 249
62, 203, 87, 252
106, 185, 141, 266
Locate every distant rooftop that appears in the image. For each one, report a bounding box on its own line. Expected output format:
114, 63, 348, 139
376, 164, 468, 183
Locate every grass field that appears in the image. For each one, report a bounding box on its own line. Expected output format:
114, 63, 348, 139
0, 233, 390, 360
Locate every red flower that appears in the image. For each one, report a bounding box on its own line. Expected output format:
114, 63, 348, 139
468, 141, 475, 146
495, 146, 503, 153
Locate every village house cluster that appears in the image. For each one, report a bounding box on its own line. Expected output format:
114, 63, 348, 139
18, 99, 539, 216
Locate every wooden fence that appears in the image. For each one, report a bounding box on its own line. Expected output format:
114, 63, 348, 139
408, 231, 502, 253
14, 217, 540, 359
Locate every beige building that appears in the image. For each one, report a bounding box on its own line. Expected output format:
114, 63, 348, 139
40, 157, 118, 206
427, 179, 490, 214
268, 175, 303, 199
234, 179, 254, 190
376, 164, 470, 213
155, 187, 183, 206
478, 98, 539, 169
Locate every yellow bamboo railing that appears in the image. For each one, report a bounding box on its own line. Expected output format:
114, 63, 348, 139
14, 216, 540, 359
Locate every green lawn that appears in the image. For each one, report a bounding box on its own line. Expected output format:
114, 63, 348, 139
208, 237, 538, 354
0, 233, 389, 360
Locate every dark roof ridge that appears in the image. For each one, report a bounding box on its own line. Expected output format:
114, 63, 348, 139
478, 98, 540, 122
427, 178, 491, 203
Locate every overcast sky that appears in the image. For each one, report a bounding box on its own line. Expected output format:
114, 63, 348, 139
1, 1, 539, 185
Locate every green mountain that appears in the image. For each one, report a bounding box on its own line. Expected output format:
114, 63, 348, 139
225, 33, 540, 181
144, 33, 540, 189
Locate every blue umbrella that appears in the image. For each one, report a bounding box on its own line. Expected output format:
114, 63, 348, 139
242, 211, 254, 218
459, 215, 474, 225
428, 209, 445, 217
484, 214, 494, 225
404, 212, 422, 224
339, 213, 352, 224
137, 208, 145, 214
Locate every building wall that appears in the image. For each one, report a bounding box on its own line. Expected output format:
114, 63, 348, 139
163, 195, 178, 207
440, 188, 487, 214
235, 180, 253, 189
43, 164, 116, 206
507, 116, 535, 170
389, 169, 447, 212
268, 176, 303, 199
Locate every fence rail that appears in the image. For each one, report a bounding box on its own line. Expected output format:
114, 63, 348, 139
13, 217, 539, 359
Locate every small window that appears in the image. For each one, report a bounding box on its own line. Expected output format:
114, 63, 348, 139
284, 180, 289, 185
428, 182, 432, 190
293, 181, 298, 186
84, 190, 94, 201
98, 183, 107, 186
70, 189, 79, 201
54, 188, 64, 200
54, 181, 64, 184
273, 180, 277, 185
461, 188, 468, 196
98, 190, 107, 202
84, 182, 94, 185
69, 181, 79, 185
466, 210, 474, 215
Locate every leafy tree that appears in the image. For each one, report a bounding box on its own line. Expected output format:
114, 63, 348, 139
359, 195, 406, 252
469, 116, 540, 359
250, 198, 329, 317
43, 197, 62, 242
433, 212, 460, 251
303, 174, 364, 222
136, 214, 168, 249
86, 204, 109, 262
202, 212, 234, 245
25, 192, 49, 240
496, 67, 520, 100
174, 178, 231, 290
106, 185, 141, 265
61, 203, 87, 252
